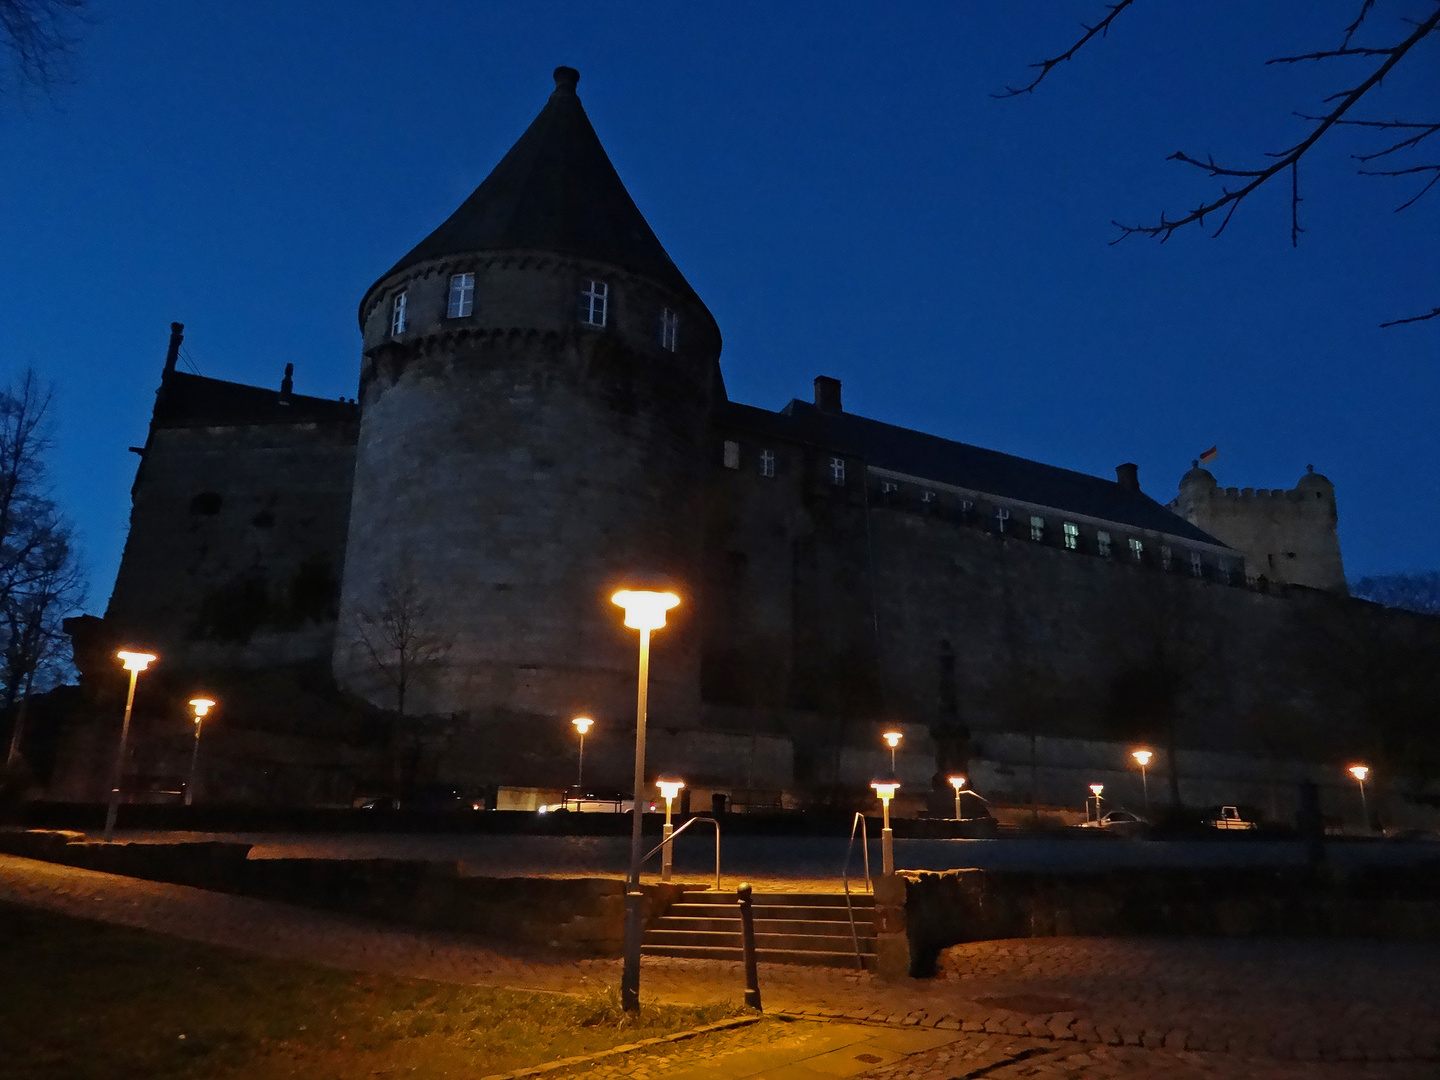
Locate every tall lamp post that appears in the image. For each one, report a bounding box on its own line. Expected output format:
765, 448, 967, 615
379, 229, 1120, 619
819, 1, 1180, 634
656, 779, 684, 882
612, 586, 680, 1013
948, 774, 967, 821
882, 730, 903, 773
572, 716, 593, 799
185, 697, 215, 807
1088, 783, 1104, 824
1131, 750, 1153, 815
871, 780, 899, 875
1348, 765, 1370, 833
104, 650, 158, 842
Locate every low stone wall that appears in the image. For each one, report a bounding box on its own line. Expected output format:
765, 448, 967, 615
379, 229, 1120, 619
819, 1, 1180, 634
0, 829, 684, 955
896, 865, 1440, 976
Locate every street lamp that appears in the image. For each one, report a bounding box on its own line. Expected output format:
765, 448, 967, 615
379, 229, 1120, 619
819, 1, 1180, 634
882, 730, 903, 773
104, 650, 158, 841
1131, 749, 1153, 814
185, 697, 215, 807
948, 775, 967, 821
656, 779, 685, 882
1088, 782, 1104, 824
572, 716, 593, 797
871, 780, 899, 875
1348, 765, 1370, 833
611, 586, 680, 1013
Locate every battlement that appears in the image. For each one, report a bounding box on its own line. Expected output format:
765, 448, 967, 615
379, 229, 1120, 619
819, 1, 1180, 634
1170, 464, 1346, 594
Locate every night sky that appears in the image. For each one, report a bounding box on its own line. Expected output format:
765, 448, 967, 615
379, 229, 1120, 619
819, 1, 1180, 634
2, 1, 1436, 612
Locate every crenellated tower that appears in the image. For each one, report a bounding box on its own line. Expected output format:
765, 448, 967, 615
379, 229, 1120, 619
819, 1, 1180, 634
333, 68, 723, 755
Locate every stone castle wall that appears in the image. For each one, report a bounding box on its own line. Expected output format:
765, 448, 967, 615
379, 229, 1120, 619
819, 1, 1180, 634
106, 408, 358, 669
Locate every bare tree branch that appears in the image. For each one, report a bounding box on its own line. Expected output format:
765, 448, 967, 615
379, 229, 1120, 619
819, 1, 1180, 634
1267, 46, 1392, 63
1380, 305, 1440, 327
993, 0, 1136, 98
0, 0, 87, 97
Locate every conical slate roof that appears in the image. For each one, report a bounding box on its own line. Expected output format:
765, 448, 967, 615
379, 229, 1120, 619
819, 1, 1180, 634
376, 67, 700, 305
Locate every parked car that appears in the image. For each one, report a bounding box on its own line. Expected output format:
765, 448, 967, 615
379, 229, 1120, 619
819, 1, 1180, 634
538, 791, 641, 814
1077, 809, 1150, 836
1204, 805, 1258, 831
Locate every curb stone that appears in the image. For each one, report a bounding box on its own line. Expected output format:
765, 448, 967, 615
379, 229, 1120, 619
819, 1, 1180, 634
476, 1015, 761, 1080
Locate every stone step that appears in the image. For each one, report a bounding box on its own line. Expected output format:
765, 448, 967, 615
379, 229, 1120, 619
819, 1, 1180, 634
657, 916, 874, 936
678, 891, 874, 908
665, 903, 871, 922
643, 929, 872, 953
641, 943, 875, 969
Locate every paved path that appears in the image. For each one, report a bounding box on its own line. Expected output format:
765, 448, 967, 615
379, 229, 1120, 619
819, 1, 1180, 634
3, 854, 1437, 1079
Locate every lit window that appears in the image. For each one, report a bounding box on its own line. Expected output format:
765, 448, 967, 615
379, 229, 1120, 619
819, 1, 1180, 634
1190, 552, 1204, 578
1129, 538, 1144, 562
580, 280, 609, 327
994, 506, 1011, 534
723, 440, 740, 469
1097, 530, 1112, 556
1160, 545, 1173, 570
390, 292, 407, 336
660, 308, 679, 352
447, 273, 475, 318
759, 449, 775, 477
1029, 515, 1044, 541
1063, 522, 1079, 550
829, 457, 846, 485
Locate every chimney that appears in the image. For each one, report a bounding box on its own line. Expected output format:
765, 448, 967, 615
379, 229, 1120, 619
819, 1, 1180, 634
1116, 463, 1140, 492
813, 375, 843, 414
163, 322, 184, 376
279, 362, 294, 403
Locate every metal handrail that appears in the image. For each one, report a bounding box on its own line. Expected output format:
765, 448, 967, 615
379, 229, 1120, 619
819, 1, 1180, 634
641, 815, 721, 891
841, 811, 872, 969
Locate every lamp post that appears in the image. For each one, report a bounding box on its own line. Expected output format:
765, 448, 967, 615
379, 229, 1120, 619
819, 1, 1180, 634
1088, 783, 1104, 824
1348, 765, 1370, 833
104, 650, 157, 842
882, 730, 903, 774
656, 779, 684, 881
1131, 750, 1153, 815
948, 775, 967, 821
871, 780, 899, 875
572, 716, 593, 799
185, 697, 215, 807
611, 586, 680, 1013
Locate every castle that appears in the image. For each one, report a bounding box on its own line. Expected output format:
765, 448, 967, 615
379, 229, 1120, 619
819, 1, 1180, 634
64, 69, 1434, 818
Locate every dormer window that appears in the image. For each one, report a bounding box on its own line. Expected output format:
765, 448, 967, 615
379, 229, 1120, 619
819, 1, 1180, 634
1190, 551, 1204, 578
580, 280, 609, 327
759, 449, 775, 477
448, 273, 475, 318
1129, 538, 1144, 562
1029, 515, 1044, 541
390, 292, 407, 336
829, 457, 846, 485
1160, 545, 1173, 570
723, 440, 740, 469
994, 507, 1011, 534
1063, 522, 1079, 550
1097, 530, 1112, 557
659, 308, 679, 352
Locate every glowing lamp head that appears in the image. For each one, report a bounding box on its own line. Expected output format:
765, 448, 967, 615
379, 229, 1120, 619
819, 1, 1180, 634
1089, 784, 1104, 797
189, 697, 215, 720
116, 650, 157, 673
1132, 750, 1153, 767
572, 716, 593, 736
948, 775, 966, 792
656, 779, 685, 802
882, 730, 903, 749
1349, 765, 1370, 783
870, 780, 899, 803
611, 589, 680, 631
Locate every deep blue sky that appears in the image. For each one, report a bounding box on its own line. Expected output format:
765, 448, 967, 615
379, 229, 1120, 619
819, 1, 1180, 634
2, 1, 1436, 610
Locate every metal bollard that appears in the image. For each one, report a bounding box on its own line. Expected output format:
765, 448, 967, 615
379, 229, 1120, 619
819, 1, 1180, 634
737, 882, 762, 1010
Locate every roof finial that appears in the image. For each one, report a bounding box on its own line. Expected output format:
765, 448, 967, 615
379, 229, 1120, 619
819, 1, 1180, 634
1192, 460, 1199, 468
1307, 463, 1314, 474
553, 66, 579, 94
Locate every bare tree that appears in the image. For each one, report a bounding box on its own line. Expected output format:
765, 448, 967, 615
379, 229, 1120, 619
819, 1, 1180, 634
0, 371, 86, 770
352, 569, 450, 807
0, 0, 88, 99
1000, 1, 1440, 327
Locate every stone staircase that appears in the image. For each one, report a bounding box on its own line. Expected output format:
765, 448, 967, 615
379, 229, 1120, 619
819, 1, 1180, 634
641, 889, 877, 969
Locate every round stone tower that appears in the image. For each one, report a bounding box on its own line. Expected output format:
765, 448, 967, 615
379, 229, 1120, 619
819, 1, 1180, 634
334, 68, 722, 766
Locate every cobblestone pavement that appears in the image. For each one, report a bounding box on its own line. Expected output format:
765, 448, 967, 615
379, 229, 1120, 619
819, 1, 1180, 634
4, 854, 1438, 1078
